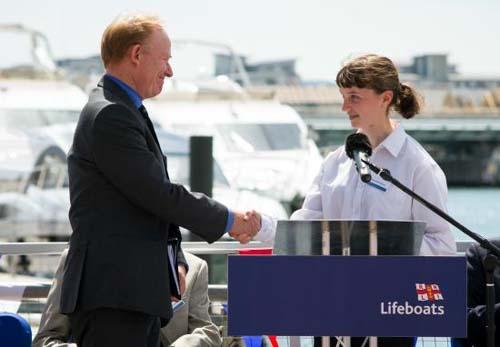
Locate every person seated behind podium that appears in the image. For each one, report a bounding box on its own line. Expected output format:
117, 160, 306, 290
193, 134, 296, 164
453, 238, 500, 347
33, 249, 222, 347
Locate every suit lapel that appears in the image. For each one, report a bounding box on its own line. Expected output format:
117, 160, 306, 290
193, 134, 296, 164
99, 77, 169, 179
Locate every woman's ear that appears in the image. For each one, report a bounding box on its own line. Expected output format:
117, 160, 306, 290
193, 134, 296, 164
381, 90, 394, 108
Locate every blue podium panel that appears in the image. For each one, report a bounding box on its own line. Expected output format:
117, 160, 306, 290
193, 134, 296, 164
228, 256, 466, 337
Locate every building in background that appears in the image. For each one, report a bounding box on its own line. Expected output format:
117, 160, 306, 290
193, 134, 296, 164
398, 54, 500, 89
215, 54, 301, 86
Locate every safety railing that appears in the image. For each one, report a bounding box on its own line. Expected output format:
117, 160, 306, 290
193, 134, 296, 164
0, 240, 474, 347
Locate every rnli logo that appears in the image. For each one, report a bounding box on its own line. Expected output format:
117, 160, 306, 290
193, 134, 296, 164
416, 283, 444, 302
380, 283, 445, 316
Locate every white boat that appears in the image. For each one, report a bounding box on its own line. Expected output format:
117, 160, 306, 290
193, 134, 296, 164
146, 40, 323, 209
0, 24, 87, 190
0, 127, 288, 240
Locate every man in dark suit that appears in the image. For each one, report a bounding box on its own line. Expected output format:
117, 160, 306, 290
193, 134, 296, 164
455, 238, 500, 347
60, 14, 260, 347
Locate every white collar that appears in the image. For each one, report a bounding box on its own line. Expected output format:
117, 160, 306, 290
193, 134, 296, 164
374, 122, 407, 158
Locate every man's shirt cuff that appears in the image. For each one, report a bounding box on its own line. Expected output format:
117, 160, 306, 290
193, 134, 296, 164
225, 210, 235, 233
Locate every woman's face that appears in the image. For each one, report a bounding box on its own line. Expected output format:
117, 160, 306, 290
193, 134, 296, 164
339, 87, 392, 131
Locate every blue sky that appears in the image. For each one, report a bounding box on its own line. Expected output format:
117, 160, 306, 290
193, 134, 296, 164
2, 0, 499, 80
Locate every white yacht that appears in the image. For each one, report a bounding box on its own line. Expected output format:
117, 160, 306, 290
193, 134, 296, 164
0, 24, 87, 189
146, 40, 323, 210
0, 125, 288, 240
0, 24, 87, 240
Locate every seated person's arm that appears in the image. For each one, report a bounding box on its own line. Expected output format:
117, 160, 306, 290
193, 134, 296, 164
465, 242, 500, 346
33, 249, 76, 347
169, 257, 222, 347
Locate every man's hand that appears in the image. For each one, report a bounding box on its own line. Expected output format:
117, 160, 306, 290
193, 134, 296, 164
228, 210, 261, 244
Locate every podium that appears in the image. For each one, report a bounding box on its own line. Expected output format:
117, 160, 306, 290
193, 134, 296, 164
273, 220, 425, 256
228, 220, 466, 346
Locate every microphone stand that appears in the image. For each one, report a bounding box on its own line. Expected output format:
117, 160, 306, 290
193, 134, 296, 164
362, 159, 500, 347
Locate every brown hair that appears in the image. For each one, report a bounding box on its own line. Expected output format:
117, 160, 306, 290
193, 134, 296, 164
336, 54, 421, 119
101, 14, 163, 68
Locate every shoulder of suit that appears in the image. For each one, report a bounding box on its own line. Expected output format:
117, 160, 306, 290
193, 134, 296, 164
87, 87, 137, 117
492, 238, 500, 248
468, 239, 500, 259
84, 101, 141, 128
478, 239, 500, 257
184, 252, 207, 271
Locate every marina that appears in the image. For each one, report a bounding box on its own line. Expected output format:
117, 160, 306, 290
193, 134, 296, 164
1, 6, 500, 346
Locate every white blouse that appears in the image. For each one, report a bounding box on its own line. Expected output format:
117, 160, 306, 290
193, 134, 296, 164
256, 124, 456, 256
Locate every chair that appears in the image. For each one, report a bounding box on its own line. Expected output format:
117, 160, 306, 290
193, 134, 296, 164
0, 312, 32, 347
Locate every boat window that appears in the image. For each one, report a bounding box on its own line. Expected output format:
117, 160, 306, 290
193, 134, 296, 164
0, 109, 45, 129
40, 110, 80, 124
172, 123, 305, 152
0, 29, 56, 74
0, 31, 33, 70
217, 123, 304, 151
218, 124, 268, 152
0, 109, 80, 129
167, 154, 230, 188
263, 123, 304, 150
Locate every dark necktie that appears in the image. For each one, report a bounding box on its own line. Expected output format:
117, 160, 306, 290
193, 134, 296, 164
138, 105, 161, 148
141, 105, 179, 295
139, 104, 170, 180
139, 106, 179, 294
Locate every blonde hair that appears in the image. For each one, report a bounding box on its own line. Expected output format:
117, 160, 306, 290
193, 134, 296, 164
101, 14, 164, 68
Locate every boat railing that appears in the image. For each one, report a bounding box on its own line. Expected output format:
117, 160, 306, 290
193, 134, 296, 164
0, 241, 272, 303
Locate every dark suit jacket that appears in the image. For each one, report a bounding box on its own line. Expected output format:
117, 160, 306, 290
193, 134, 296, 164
456, 238, 500, 346
60, 77, 228, 324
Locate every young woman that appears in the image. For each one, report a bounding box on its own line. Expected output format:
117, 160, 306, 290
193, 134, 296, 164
291, 54, 456, 257
285, 53, 457, 347
252, 54, 457, 346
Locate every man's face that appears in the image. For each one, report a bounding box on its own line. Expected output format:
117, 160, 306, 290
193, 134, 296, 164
135, 28, 173, 99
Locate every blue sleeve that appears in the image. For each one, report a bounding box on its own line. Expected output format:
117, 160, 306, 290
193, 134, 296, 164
224, 210, 235, 233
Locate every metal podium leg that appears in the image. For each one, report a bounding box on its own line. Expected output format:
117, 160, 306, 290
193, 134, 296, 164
322, 221, 330, 256
368, 222, 378, 347
321, 221, 331, 347
340, 224, 350, 347
289, 336, 300, 347
368, 221, 378, 256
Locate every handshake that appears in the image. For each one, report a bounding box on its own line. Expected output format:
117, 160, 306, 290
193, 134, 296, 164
228, 210, 261, 244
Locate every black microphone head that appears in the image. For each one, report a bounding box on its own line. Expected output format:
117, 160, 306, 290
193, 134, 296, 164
345, 133, 372, 159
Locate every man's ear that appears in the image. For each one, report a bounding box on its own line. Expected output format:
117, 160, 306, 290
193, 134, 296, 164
129, 44, 142, 66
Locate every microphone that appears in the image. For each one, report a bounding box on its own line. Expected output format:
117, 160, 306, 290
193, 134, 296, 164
345, 133, 372, 183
